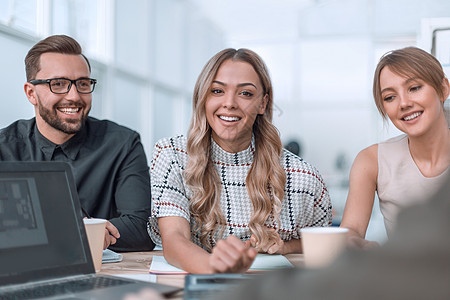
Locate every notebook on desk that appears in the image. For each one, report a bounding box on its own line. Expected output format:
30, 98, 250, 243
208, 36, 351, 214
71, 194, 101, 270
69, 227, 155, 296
0, 161, 182, 300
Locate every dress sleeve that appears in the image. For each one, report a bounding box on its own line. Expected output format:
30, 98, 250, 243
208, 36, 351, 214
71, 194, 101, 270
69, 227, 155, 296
108, 132, 155, 252
310, 170, 333, 227
148, 137, 190, 245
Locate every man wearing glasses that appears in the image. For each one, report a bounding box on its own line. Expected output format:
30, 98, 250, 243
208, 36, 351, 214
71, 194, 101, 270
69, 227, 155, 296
0, 35, 155, 252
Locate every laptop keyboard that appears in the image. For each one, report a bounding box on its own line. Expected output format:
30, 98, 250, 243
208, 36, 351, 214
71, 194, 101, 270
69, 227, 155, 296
0, 276, 131, 300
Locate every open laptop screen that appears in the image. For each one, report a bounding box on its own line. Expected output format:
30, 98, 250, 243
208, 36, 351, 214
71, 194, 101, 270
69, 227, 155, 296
0, 162, 93, 285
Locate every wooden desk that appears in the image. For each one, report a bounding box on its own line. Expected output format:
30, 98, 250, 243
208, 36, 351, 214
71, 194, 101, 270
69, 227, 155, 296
100, 250, 304, 299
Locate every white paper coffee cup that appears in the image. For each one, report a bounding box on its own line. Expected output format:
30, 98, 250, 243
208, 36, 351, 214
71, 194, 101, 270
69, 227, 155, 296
301, 227, 348, 268
83, 218, 107, 272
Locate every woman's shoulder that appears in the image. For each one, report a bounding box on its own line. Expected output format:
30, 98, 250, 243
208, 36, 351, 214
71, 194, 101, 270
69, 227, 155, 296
354, 134, 407, 162
377, 134, 409, 161
376, 134, 408, 159
281, 149, 322, 177
357, 143, 378, 160
348, 144, 379, 176
378, 134, 409, 157
154, 135, 187, 150
152, 135, 188, 165
379, 134, 408, 147
349, 144, 379, 183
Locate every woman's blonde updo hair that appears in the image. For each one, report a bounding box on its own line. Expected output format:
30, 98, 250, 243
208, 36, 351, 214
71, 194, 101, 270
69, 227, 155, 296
185, 48, 286, 250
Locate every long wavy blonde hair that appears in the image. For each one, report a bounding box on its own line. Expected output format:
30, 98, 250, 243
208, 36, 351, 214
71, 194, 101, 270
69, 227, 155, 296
185, 48, 286, 251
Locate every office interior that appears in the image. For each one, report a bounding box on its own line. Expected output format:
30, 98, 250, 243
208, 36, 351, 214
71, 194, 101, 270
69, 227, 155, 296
1, 0, 449, 244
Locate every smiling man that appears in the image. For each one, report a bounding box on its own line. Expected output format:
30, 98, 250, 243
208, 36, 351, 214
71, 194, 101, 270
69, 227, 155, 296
0, 35, 155, 252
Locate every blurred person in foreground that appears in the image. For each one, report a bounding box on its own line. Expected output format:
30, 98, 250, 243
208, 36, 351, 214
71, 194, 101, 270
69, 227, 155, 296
340, 47, 449, 249
124, 172, 450, 300
220, 172, 450, 300
0, 35, 154, 252
148, 48, 332, 273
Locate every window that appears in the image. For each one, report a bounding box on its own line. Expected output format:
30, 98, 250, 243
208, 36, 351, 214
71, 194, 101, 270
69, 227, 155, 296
52, 0, 106, 60
0, 0, 37, 34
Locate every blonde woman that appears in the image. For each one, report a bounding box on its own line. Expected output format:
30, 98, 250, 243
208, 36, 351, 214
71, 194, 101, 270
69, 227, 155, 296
341, 47, 450, 249
148, 48, 332, 273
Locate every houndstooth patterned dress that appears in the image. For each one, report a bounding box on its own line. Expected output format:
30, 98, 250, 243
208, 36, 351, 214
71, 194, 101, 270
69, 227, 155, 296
148, 135, 332, 250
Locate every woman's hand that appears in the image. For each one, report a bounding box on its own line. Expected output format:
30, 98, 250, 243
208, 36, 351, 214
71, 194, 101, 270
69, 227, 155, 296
209, 235, 257, 273
346, 235, 380, 250
250, 232, 285, 254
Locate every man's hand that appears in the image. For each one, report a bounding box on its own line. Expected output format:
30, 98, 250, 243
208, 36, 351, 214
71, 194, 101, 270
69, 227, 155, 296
104, 221, 120, 249
209, 235, 257, 273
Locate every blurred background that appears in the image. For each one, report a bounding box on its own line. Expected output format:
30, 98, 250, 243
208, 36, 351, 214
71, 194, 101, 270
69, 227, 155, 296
1, 0, 449, 243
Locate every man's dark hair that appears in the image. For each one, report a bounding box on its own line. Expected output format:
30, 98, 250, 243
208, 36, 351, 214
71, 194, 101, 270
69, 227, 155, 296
25, 34, 91, 81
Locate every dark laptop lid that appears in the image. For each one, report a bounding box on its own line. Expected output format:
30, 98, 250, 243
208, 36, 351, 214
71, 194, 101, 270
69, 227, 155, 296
0, 161, 94, 286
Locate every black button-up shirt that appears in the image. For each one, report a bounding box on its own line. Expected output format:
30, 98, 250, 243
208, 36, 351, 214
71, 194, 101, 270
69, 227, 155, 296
0, 117, 155, 251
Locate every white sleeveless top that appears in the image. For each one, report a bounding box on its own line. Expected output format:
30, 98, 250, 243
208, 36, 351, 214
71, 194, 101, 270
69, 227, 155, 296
377, 134, 449, 237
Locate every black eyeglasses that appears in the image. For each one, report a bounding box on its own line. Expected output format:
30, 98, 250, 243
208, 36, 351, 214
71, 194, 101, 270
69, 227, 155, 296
29, 77, 97, 94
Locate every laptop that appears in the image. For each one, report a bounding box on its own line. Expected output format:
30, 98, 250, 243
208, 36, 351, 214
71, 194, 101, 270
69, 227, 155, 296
0, 161, 182, 299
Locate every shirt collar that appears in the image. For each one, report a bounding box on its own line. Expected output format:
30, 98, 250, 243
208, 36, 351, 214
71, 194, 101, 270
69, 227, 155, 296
33, 121, 87, 161
211, 135, 255, 165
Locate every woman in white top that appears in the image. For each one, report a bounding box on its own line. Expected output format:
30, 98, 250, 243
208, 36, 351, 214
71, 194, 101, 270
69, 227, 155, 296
148, 48, 332, 273
341, 47, 450, 249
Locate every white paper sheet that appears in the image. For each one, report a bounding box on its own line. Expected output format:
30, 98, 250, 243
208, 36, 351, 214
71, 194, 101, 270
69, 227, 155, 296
113, 273, 157, 283
149, 254, 293, 274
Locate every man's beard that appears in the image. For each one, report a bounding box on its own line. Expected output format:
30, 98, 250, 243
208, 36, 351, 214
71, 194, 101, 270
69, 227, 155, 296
37, 96, 89, 135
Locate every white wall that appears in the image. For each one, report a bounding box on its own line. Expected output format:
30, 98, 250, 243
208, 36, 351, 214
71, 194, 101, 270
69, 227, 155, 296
1, 0, 449, 243
0, 30, 36, 127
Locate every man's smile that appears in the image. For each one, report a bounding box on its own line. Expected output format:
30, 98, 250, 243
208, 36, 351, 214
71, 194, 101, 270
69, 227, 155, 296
57, 107, 81, 115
